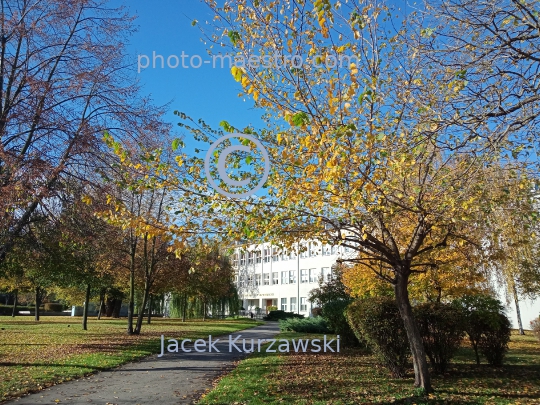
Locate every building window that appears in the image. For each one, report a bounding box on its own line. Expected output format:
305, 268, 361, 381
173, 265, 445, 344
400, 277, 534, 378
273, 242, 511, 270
263, 273, 270, 285
331, 245, 338, 255
309, 268, 318, 283
281, 271, 288, 284
309, 242, 318, 257
300, 269, 308, 283
255, 274, 261, 286
290, 249, 297, 260
323, 245, 331, 256
273, 247, 279, 262
289, 270, 296, 284
300, 297, 307, 311
248, 275, 253, 285
272, 272, 279, 285
240, 251, 246, 265
256, 250, 262, 264
233, 253, 239, 266
283, 250, 289, 260
281, 298, 287, 311
300, 244, 307, 258
322, 267, 332, 281
264, 248, 270, 263
248, 251, 254, 265
290, 297, 297, 312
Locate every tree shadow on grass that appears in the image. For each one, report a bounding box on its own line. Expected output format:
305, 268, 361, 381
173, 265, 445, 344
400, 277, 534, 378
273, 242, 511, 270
0, 361, 111, 371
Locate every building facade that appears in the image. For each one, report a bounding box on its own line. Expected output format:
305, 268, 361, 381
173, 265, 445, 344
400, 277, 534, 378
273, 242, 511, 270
232, 241, 356, 316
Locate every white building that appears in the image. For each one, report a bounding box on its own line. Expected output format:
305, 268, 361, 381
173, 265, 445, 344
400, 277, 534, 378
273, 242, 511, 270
232, 241, 356, 316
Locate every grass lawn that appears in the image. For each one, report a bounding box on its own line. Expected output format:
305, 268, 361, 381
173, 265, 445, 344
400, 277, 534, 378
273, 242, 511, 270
198, 330, 540, 405
0, 315, 262, 402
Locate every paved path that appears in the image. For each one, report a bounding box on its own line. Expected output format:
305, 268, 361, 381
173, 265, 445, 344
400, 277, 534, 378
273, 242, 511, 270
6, 322, 280, 405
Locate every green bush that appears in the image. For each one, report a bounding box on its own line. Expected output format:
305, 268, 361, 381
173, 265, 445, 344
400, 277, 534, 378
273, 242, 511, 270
453, 294, 510, 366
263, 310, 304, 321
279, 316, 331, 333
414, 302, 465, 373
531, 316, 540, 341
479, 312, 511, 366
0, 305, 32, 315
322, 300, 360, 347
0, 305, 14, 315
346, 297, 410, 378
44, 303, 64, 312
267, 305, 278, 312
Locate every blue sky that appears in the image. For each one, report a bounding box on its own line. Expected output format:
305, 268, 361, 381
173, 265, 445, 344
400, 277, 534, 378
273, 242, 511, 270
115, 1, 540, 327
121, 0, 262, 152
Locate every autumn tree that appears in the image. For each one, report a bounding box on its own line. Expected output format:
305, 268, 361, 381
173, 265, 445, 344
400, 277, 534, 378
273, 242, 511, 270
99, 133, 199, 334
414, 0, 540, 156
183, 0, 537, 392
343, 241, 489, 303
168, 244, 237, 320
2, 218, 71, 321
485, 171, 540, 335
0, 0, 168, 263
55, 180, 121, 330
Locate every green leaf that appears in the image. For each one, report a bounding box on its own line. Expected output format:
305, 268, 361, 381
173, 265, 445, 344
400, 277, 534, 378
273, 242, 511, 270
291, 112, 309, 127
228, 31, 240, 46
219, 120, 234, 133
420, 27, 435, 38
171, 138, 184, 151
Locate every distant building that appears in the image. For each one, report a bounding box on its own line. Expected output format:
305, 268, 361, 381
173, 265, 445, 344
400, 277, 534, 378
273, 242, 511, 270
232, 241, 356, 316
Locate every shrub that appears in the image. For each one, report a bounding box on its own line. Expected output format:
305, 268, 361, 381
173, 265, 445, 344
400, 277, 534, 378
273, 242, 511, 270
322, 300, 360, 347
263, 310, 304, 321
279, 316, 331, 333
414, 302, 465, 373
531, 316, 540, 341
479, 312, 511, 366
267, 305, 278, 312
346, 297, 410, 378
0, 305, 14, 315
308, 266, 361, 347
44, 303, 64, 312
0, 305, 34, 315
311, 307, 322, 317
453, 294, 510, 365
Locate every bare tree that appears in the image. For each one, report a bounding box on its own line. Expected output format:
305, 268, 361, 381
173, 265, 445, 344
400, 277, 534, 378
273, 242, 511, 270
414, 0, 540, 153
0, 0, 169, 262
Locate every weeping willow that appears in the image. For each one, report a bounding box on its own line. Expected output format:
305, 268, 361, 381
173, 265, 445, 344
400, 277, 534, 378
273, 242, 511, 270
169, 284, 240, 320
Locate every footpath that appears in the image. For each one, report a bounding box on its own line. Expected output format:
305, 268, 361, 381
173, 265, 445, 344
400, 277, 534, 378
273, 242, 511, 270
6, 322, 280, 405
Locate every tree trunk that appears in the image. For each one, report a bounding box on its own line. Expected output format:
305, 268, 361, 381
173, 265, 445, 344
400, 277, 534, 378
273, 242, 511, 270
394, 272, 432, 392
34, 287, 41, 322
182, 293, 187, 322
112, 299, 122, 318
147, 294, 152, 324
127, 251, 135, 334
161, 295, 165, 317
82, 284, 91, 331
134, 284, 150, 334
512, 282, 525, 335
472, 340, 480, 365
202, 300, 206, 321
11, 289, 18, 317
97, 290, 105, 320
